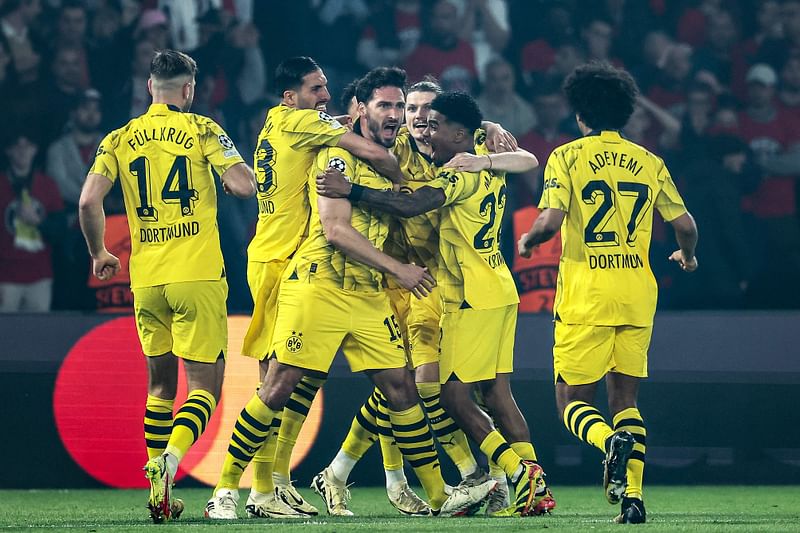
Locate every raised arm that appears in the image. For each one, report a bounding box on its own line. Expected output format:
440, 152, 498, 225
518, 207, 566, 257
316, 168, 445, 218
318, 195, 435, 298
336, 131, 404, 184
78, 173, 120, 280
667, 212, 699, 271
220, 162, 257, 198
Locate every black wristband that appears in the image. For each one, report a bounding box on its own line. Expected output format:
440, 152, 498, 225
348, 183, 365, 202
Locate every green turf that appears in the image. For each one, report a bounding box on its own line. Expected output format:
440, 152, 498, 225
2, 486, 799, 532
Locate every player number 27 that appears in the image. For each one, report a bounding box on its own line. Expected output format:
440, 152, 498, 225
582, 180, 651, 247
473, 184, 507, 250
130, 155, 198, 221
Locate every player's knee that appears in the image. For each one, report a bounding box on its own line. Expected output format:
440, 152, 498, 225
381, 382, 417, 411
259, 381, 293, 411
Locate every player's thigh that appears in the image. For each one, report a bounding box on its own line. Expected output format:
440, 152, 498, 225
385, 286, 412, 362
132, 285, 173, 356
406, 287, 443, 369
553, 322, 615, 385
610, 325, 652, 379
242, 260, 287, 360
439, 305, 516, 384
164, 278, 228, 363
270, 282, 348, 374
345, 291, 408, 373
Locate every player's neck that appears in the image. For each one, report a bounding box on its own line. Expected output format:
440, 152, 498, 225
151, 95, 186, 111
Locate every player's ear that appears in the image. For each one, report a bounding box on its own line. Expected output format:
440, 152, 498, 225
283, 89, 296, 106
147, 77, 153, 97
357, 101, 367, 119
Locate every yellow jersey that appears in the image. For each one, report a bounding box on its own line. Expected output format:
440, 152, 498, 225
428, 165, 518, 311
247, 104, 346, 263
286, 146, 394, 292
90, 103, 245, 289
538, 130, 687, 326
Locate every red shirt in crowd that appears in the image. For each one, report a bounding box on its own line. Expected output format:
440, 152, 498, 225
0, 171, 64, 284
404, 39, 477, 92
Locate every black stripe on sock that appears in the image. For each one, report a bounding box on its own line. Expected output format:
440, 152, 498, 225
240, 408, 271, 433
234, 420, 261, 444
230, 433, 258, 456
570, 408, 598, 437
177, 405, 209, 433
630, 450, 646, 462
394, 433, 432, 444
407, 455, 438, 468
399, 444, 436, 456
391, 417, 428, 433
420, 393, 440, 403
145, 438, 168, 449
285, 398, 310, 417
432, 422, 460, 438
145, 409, 173, 421
491, 442, 512, 465
183, 397, 213, 419
614, 418, 645, 430
355, 410, 380, 435
144, 423, 173, 435
563, 402, 587, 428
173, 418, 199, 442
579, 415, 605, 443
292, 385, 316, 404
227, 443, 251, 462
629, 433, 647, 445
364, 400, 380, 419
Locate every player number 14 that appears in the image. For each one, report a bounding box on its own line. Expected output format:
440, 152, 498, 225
129, 155, 198, 222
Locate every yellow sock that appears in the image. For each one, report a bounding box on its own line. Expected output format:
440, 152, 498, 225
252, 410, 281, 494
215, 393, 276, 492
389, 405, 446, 509
165, 389, 216, 462
375, 390, 404, 471
144, 395, 173, 459
417, 382, 478, 478
479, 430, 522, 478
341, 390, 380, 460
273, 376, 325, 480
510, 441, 537, 462
613, 408, 646, 500
488, 460, 505, 479
563, 401, 613, 453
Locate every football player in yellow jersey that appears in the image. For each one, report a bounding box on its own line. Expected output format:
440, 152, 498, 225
212, 66, 498, 519
78, 50, 256, 523
316, 91, 551, 517
318, 80, 539, 517
207, 57, 408, 520
518, 62, 699, 524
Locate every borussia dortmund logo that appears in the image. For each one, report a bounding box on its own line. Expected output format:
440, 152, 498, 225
286, 331, 303, 353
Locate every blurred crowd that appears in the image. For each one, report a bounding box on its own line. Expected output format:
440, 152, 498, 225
0, 0, 798, 313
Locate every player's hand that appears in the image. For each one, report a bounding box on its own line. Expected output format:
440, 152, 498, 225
222, 181, 232, 195
393, 263, 436, 299
484, 121, 518, 153
92, 249, 121, 281
444, 152, 489, 172
669, 249, 698, 272
518, 233, 535, 258
316, 168, 352, 198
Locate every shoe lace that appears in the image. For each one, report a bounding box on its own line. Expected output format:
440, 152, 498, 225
486, 482, 508, 509
329, 482, 352, 509
219, 493, 237, 512
396, 484, 428, 509
284, 482, 304, 501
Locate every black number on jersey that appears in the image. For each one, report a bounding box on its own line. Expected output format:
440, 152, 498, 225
473, 184, 506, 251
130, 155, 197, 221
383, 315, 402, 343
582, 180, 652, 247
255, 137, 276, 195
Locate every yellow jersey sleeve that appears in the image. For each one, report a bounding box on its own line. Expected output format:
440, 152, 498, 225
90, 131, 121, 182
197, 119, 245, 176
428, 168, 482, 207
653, 161, 687, 222
538, 148, 572, 212
284, 109, 346, 150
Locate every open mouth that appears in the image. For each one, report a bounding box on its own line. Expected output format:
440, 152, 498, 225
382, 123, 399, 136
315, 102, 328, 111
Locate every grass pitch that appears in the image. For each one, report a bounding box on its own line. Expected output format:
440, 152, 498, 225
2, 486, 799, 532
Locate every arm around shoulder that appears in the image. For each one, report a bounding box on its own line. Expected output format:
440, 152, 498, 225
336, 131, 404, 184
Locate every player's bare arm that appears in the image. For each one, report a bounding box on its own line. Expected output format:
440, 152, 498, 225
444, 149, 539, 173
316, 168, 445, 218
317, 194, 436, 298
518, 207, 567, 258
668, 211, 699, 272
220, 162, 257, 198
336, 131, 405, 184
78, 173, 121, 281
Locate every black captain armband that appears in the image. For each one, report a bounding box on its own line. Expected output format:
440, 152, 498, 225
348, 183, 366, 202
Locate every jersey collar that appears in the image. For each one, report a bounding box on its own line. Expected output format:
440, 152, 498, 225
408, 134, 433, 163
587, 130, 624, 141
147, 103, 183, 114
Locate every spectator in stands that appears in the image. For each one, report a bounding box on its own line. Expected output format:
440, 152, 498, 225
134, 8, 170, 51
518, 84, 571, 207
647, 42, 694, 112
50, 1, 90, 89
45, 47, 88, 144
692, 9, 742, 89
357, 0, 421, 70
778, 56, 800, 112
756, 0, 800, 71
737, 63, 800, 307
0, 0, 43, 85
112, 38, 155, 126
579, 18, 620, 66
404, 0, 477, 92
517, 1, 575, 89
0, 132, 64, 312
476, 56, 535, 137
453, 0, 510, 79
87, 3, 130, 109
633, 30, 674, 94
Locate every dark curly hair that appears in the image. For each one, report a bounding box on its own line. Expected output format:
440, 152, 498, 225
355, 67, 407, 104
431, 91, 483, 133
562, 62, 639, 131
